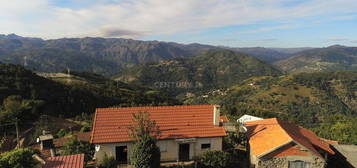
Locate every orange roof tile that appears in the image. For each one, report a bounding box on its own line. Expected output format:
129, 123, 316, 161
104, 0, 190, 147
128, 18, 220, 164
91, 105, 227, 144
265, 143, 310, 158
43, 154, 84, 168
245, 118, 334, 158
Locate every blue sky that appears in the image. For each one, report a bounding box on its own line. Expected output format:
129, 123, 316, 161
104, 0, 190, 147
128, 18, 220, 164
1, 0, 357, 48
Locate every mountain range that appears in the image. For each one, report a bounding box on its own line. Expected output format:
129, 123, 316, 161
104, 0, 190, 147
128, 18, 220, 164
0, 34, 310, 75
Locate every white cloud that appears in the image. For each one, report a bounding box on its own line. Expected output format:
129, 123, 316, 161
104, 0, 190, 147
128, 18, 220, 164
327, 38, 349, 42
1, 0, 357, 38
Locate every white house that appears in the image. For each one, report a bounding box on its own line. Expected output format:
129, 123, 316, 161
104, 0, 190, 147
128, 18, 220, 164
90, 104, 227, 164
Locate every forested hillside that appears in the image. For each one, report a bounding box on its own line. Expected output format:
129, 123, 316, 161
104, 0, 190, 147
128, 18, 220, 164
185, 71, 357, 144
276, 45, 357, 73
118, 50, 283, 97
0, 63, 178, 125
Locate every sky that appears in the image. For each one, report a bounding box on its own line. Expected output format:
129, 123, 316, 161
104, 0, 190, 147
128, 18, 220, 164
1, 0, 357, 48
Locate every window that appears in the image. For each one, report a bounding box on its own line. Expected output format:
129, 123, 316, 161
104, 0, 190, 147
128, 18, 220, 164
201, 143, 211, 149
158, 141, 167, 152
288, 160, 310, 168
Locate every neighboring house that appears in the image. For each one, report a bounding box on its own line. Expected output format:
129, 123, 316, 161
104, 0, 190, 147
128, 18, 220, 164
245, 118, 335, 168
237, 115, 263, 124
91, 105, 227, 164
330, 144, 357, 168
43, 154, 84, 168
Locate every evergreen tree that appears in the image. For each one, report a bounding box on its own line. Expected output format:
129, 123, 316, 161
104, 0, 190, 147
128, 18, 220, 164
129, 112, 161, 168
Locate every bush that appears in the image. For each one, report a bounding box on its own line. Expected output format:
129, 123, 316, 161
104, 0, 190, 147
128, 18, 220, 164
0, 148, 38, 168
80, 124, 91, 132
62, 137, 94, 162
97, 153, 118, 168
199, 150, 234, 168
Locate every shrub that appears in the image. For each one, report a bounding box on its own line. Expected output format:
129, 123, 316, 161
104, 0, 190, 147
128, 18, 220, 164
199, 150, 234, 168
0, 148, 38, 168
97, 153, 118, 168
62, 137, 94, 162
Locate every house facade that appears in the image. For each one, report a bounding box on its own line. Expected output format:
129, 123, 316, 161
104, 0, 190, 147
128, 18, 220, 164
91, 105, 227, 163
245, 118, 335, 168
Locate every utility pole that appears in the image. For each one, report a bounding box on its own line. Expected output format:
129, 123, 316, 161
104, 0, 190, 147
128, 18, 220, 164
15, 117, 20, 149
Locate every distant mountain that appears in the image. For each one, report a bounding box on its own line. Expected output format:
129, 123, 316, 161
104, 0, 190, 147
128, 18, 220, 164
0, 34, 217, 75
231, 47, 290, 62
275, 45, 357, 73
230, 47, 313, 63
0, 34, 314, 75
269, 47, 314, 54
117, 50, 283, 96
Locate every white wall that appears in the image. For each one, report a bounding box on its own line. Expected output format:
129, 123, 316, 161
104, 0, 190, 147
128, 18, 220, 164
94, 137, 223, 163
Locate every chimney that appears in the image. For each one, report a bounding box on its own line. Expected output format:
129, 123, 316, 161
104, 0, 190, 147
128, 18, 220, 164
213, 105, 220, 126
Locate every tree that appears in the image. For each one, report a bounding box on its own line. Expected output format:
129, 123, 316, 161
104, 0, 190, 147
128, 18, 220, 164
0, 148, 38, 168
0, 95, 43, 123
62, 137, 94, 162
128, 111, 161, 168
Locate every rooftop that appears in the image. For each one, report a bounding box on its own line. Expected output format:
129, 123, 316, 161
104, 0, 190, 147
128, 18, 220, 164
91, 105, 227, 144
245, 118, 334, 158
43, 154, 84, 168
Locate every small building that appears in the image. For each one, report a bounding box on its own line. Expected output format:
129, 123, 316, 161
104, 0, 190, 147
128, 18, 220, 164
245, 118, 335, 168
43, 154, 85, 168
91, 105, 227, 164
237, 114, 263, 124
38, 134, 54, 150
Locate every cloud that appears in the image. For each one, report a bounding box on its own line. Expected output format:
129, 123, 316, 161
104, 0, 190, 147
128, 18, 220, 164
351, 40, 357, 43
98, 27, 145, 38
1, 0, 357, 38
326, 38, 349, 42
235, 24, 299, 34
256, 38, 278, 42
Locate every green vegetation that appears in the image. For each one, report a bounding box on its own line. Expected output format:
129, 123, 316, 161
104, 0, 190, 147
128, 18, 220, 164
0, 63, 177, 145
62, 137, 94, 162
0, 148, 38, 168
119, 50, 282, 96
186, 71, 357, 144
199, 150, 235, 168
97, 153, 118, 168
129, 112, 161, 168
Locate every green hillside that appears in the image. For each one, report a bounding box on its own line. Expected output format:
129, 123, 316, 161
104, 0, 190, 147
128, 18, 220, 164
118, 50, 283, 96
185, 71, 357, 144
0, 63, 178, 124
275, 45, 357, 73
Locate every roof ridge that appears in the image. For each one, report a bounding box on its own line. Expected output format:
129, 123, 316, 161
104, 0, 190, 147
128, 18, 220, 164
275, 118, 294, 142
96, 104, 215, 110
90, 108, 99, 143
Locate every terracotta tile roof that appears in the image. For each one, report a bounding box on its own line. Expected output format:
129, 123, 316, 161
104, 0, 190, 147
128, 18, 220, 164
264, 143, 310, 158
245, 118, 335, 159
91, 105, 227, 144
43, 154, 84, 168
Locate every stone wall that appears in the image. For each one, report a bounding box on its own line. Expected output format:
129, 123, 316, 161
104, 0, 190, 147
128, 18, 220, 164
257, 155, 326, 168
